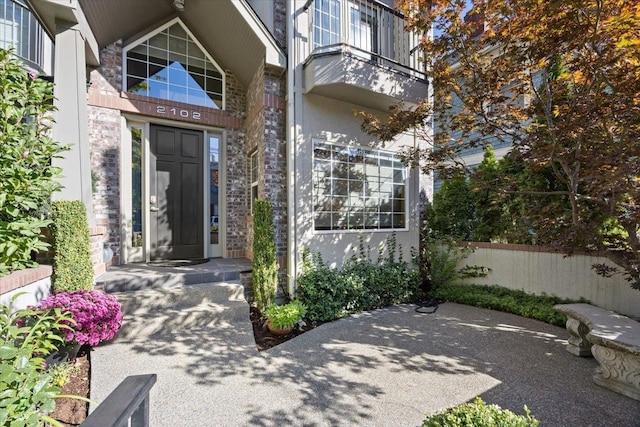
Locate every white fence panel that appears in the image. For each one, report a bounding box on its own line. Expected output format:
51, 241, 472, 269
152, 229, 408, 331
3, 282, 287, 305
456, 243, 640, 318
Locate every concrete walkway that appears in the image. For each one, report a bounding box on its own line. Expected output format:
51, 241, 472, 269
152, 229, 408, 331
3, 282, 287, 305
91, 282, 640, 426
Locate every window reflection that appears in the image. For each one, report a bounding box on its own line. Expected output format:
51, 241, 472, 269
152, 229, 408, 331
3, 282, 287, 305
313, 140, 407, 231
210, 136, 219, 244
126, 21, 223, 109
131, 127, 143, 247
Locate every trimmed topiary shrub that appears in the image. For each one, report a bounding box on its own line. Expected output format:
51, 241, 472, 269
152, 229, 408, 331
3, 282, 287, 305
0, 48, 68, 276
252, 199, 278, 312
50, 201, 94, 292
422, 398, 539, 427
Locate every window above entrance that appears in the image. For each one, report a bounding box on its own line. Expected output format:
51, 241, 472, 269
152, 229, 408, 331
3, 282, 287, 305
123, 18, 224, 109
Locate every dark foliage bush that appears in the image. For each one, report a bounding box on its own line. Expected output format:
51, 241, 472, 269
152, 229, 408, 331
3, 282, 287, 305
296, 235, 421, 323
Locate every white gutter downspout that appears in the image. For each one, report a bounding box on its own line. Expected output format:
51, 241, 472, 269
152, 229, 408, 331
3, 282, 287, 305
286, 0, 297, 296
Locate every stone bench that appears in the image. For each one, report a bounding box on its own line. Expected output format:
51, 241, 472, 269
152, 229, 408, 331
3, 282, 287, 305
554, 303, 640, 401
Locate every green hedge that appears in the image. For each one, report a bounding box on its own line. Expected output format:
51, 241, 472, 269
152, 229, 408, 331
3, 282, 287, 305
50, 201, 94, 292
422, 398, 539, 427
431, 284, 587, 327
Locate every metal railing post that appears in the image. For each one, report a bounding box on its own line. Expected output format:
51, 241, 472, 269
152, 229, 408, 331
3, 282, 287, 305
82, 374, 157, 427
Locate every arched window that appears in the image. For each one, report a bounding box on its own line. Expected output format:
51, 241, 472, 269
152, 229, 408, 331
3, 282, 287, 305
123, 18, 224, 109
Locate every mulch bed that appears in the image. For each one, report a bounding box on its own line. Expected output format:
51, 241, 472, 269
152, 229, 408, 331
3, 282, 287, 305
49, 346, 91, 426
250, 306, 315, 351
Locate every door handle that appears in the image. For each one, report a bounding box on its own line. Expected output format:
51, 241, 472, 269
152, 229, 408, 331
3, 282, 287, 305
150, 206, 159, 212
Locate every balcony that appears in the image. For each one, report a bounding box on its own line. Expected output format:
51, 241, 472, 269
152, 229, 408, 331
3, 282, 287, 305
303, 0, 428, 111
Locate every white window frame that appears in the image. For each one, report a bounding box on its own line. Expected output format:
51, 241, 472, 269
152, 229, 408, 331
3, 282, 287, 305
312, 140, 409, 233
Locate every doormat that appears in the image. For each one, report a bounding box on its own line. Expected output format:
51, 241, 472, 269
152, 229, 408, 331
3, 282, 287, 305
147, 259, 210, 268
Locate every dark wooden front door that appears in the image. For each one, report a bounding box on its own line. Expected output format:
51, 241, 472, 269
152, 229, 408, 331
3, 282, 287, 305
149, 125, 203, 259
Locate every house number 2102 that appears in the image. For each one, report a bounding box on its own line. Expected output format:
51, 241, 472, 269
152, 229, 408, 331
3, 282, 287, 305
156, 106, 201, 120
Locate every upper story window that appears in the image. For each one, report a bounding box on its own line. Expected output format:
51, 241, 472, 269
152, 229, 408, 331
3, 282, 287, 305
124, 18, 224, 109
349, 1, 378, 54
313, 0, 341, 49
0, 0, 46, 70
309, 0, 424, 74
314, 0, 379, 53
313, 140, 407, 231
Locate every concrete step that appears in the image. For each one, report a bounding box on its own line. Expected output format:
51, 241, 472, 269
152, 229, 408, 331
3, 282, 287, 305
96, 258, 253, 293
110, 282, 250, 341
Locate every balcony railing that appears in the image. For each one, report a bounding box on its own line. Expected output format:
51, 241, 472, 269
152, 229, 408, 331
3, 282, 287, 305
305, 0, 424, 78
0, 0, 47, 71
82, 374, 157, 427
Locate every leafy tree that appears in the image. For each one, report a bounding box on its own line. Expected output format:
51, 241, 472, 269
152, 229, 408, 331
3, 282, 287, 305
0, 48, 68, 275
469, 146, 502, 241
429, 176, 474, 240
361, 0, 640, 289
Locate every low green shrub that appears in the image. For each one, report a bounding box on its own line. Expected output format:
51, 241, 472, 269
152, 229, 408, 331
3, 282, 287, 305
422, 397, 539, 427
420, 237, 489, 290
50, 200, 94, 292
0, 294, 76, 426
264, 300, 307, 330
47, 361, 80, 388
431, 284, 586, 326
295, 250, 350, 322
296, 234, 421, 324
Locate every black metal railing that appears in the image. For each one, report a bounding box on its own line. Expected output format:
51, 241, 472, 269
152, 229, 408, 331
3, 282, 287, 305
82, 374, 157, 427
305, 0, 424, 76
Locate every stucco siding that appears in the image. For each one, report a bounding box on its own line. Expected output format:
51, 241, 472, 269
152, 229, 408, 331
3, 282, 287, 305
294, 93, 422, 269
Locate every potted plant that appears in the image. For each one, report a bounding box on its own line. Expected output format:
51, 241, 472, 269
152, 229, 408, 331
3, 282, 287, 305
264, 300, 307, 336
37, 290, 123, 364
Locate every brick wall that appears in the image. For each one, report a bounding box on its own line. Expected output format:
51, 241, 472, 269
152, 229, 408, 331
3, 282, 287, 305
244, 61, 288, 282
0, 266, 52, 310
88, 105, 122, 263
89, 226, 107, 276
88, 41, 122, 263
263, 66, 287, 258
273, 0, 287, 52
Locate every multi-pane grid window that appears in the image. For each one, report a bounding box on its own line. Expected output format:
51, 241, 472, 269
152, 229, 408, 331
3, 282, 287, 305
0, 0, 45, 69
250, 151, 258, 214
125, 20, 224, 109
313, 141, 407, 231
313, 0, 341, 49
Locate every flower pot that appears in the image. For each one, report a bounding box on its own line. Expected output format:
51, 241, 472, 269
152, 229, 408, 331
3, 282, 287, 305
266, 320, 293, 336
45, 342, 81, 367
